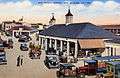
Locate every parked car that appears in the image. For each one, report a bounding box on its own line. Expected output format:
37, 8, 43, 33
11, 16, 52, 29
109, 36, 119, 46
20, 43, 29, 51
0, 51, 7, 65
56, 63, 83, 78
0, 43, 4, 51
3, 41, 9, 47
18, 35, 31, 42
44, 55, 59, 69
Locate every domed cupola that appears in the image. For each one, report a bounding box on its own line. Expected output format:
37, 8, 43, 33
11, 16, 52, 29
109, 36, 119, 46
65, 9, 73, 16
65, 8, 73, 24
49, 13, 56, 26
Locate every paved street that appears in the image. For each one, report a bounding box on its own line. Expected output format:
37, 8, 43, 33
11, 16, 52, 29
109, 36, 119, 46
0, 34, 101, 78
0, 34, 56, 78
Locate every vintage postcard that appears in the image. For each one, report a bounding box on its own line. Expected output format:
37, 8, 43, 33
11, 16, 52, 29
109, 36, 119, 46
0, 0, 120, 78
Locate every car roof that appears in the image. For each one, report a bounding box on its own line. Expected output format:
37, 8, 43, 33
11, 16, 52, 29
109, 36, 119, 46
60, 63, 75, 67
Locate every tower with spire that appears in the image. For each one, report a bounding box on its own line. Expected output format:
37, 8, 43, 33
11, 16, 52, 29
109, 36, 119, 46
49, 13, 56, 26
65, 7, 73, 24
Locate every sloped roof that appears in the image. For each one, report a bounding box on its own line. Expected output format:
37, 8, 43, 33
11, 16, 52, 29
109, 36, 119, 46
40, 22, 115, 39
65, 9, 73, 16
8, 25, 38, 33
9, 25, 32, 31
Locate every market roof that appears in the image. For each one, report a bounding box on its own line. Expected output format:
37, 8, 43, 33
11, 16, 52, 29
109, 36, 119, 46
40, 22, 115, 39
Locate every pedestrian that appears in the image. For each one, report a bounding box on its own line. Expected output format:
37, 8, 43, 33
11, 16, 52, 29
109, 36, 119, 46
17, 55, 20, 66
20, 55, 23, 66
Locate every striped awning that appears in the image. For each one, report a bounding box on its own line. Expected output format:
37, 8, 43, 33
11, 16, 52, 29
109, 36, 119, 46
78, 39, 105, 49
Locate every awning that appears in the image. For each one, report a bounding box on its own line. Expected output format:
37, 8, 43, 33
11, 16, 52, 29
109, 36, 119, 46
78, 39, 105, 49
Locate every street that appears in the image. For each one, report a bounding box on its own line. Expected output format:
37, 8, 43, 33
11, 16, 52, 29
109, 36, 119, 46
0, 34, 100, 78
0, 35, 56, 78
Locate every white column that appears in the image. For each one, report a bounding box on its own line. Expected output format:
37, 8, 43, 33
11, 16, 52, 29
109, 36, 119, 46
28, 31, 30, 36
12, 31, 14, 38
67, 41, 70, 56
39, 37, 41, 45
41, 37, 43, 49
41, 38, 44, 50
60, 40, 63, 52
49, 39, 52, 48
45, 38, 48, 50
54, 39, 57, 50
108, 47, 110, 56
74, 42, 78, 58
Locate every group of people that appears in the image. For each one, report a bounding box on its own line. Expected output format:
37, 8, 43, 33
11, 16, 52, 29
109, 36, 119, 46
17, 55, 23, 67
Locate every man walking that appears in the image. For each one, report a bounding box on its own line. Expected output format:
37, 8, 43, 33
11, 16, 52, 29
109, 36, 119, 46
21, 55, 23, 66
17, 55, 20, 66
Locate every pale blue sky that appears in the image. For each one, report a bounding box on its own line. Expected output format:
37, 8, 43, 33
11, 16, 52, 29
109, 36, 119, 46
0, 0, 119, 25
0, 0, 120, 4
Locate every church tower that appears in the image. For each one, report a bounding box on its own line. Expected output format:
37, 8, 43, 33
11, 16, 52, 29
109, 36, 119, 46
49, 13, 56, 26
65, 7, 73, 24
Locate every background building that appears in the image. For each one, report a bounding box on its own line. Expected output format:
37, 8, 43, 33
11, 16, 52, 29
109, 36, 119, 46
101, 24, 120, 36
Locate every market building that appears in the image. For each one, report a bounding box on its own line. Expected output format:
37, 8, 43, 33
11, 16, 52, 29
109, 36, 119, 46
39, 22, 115, 62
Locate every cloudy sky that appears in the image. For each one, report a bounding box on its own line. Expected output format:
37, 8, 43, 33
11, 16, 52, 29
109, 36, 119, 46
0, 0, 120, 25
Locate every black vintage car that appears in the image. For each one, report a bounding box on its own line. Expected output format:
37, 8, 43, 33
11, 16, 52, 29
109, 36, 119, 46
20, 43, 29, 51
44, 55, 59, 69
56, 63, 83, 78
3, 41, 9, 47
0, 52, 7, 65
18, 35, 31, 42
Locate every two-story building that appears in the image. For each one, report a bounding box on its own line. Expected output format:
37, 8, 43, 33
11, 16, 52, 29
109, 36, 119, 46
1, 21, 22, 32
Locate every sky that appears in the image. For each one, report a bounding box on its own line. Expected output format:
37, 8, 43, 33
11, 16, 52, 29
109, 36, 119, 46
0, 0, 120, 25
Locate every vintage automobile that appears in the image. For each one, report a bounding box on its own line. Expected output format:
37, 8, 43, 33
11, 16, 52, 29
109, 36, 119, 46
77, 60, 97, 75
18, 35, 31, 42
20, 43, 29, 51
0, 45, 7, 65
56, 63, 84, 78
44, 55, 59, 69
0, 51, 7, 65
0, 44, 4, 51
3, 41, 9, 47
